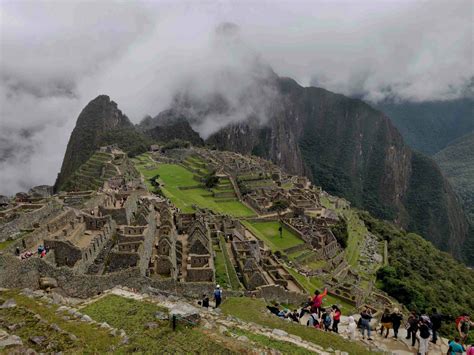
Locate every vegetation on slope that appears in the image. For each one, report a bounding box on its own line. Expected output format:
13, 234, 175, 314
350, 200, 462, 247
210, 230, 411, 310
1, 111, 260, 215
375, 98, 474, 155
404, 151, 471, 262
434, 132, 474, 222
360, 212, 474, 339
81, 294, 237, 353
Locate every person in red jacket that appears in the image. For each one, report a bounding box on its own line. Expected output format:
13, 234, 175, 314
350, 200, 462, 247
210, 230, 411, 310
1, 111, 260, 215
331, 305, 342, 333
311, 288, 328, 317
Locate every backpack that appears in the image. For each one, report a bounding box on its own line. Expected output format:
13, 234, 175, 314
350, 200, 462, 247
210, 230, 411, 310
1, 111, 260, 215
323, 314, 332, 326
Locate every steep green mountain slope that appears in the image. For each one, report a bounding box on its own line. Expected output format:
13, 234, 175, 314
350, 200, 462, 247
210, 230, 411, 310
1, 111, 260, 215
55, 96, 150, 191
434, 132, 474, 222
361, 211, 474, 338
375, 98, 474, 155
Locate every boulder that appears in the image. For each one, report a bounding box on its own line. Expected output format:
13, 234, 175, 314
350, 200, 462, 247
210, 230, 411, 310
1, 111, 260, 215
144, 322, 158, 329
154, 311, 168, 320
237, 335, 249, 342
29, 336, 47, 345
81, 315, 92, 322
0, 299, 17, 309
39, 277, 58, 289
272, 329, 288, 337
0, 333, 23, 348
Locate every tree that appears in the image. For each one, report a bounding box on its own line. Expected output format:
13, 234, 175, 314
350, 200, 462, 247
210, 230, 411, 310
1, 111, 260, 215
204, 172, 219, 189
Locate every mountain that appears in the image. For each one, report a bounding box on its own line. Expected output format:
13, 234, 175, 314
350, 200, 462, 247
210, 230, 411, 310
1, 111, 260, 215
434, 132, 474, 222
55, 95, 149, 191
144, 77, 471, 263
138, 110, 204, 146
374, 98, 474, 156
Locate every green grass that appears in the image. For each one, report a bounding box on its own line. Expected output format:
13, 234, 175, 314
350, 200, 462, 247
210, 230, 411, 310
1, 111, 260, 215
344, 209, 367, 268
81, 294, 236, 353
0, 239, 15, 250
214, 246, 231, 289
219, 236, 243, 290
243, 221, 304, 251
221, 297, 373, 355
231, 328, 311, 354
133, 155, 255, 217
0, 290, 120, 353
285, 267, 355, 313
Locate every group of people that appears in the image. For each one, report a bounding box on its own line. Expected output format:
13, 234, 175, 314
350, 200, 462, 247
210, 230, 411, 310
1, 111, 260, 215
267, 288, 343, 333
198, 285, 222, 309
265, 288, 474, 355
15, 244, 48, 259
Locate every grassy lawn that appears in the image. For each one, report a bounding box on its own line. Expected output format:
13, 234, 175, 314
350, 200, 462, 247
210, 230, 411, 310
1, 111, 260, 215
344, 210, 368, 268
285, 267, 355, 313
243, 221, 304, 251
133, 155, 255, 217
0, 290, 120, 353
231, 327, 311, 354
221, 297, 373, 355
0, 239, 15, 250
214, 246, 231, 289
219, 236, 243, 290
81, 294, 236, 353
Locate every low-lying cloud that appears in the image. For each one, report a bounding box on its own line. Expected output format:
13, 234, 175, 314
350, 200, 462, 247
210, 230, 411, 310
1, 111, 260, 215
0, 0, 472, 195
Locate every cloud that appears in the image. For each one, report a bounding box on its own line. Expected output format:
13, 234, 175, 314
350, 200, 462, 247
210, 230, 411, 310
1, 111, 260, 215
0, 0, 472, 194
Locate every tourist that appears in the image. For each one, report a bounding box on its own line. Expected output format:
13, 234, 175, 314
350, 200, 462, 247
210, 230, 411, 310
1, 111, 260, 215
379, 308, 393, 338
311, 288, 328, 317
213, 285, 222, 308
40, 248, 46, 258
288, 309, 300, 323
266, 303, 280, 316
448, 337, 466, 355
390, 308, 403, 339
331, 305, 341, 333
322, 308, 332, 331
467, 343, 474, 355
15, 247, 20, 256
299, 296, 313, 318
360, 307, 373, 340
201, 294, 209, 308
307, 312, 320, 328
418, 316, 431, 355
430, 307, 443, 344
346, 316, 357, 340
405, 310, 419, 347
457, 313, 473, 345
466, 344, 474, 355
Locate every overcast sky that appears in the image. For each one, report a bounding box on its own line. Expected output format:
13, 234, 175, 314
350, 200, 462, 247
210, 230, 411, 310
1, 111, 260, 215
0, 0, 472, 195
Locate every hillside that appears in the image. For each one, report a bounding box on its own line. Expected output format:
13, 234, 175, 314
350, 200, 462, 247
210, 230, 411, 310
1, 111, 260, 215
144, 77, 471, 263
434, 132, 474, 222
375, 98, 474, 155
54, 96, 149, 192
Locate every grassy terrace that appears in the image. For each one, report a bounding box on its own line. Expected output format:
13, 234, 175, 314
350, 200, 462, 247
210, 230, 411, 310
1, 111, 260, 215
221, 297, 373, 355
218, 235, 242, 290
0, 290, 121, 353
243, 220, 304, 251
132, 154, 255, 217
81, 294, 236, 353
285, 267, 356, 314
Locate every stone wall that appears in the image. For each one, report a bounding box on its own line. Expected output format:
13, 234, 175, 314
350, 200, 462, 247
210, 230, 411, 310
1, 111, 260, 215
0, 200, 62, 242
0, 254, 307, 303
